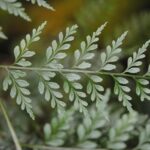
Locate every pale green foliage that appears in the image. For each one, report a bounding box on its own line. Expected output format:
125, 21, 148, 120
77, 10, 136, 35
14, 21, 47, 66
0, 0, 31, 21
63, 73, 88, 114
87, 75, 104, 106
41, 91, 150, 149
43, 109, 74, 146
46, 24, 78, 68
136, 79, 150, 101
100, 31, 128, 71
0, 0, 54, 21
76, 102, 108, 148
145, 65, 150, 77
136, 124, 150, 150
26, 0, 54, 10
0, 0, 53, 40
114, 77, 132, 111
124, 40, 150, 74
3, 70, 34, 119
74, 22, 107, 69
38, 71, 65, 110
1, 22, 150, 119
38, 25, 78, 111
107, 112, 137, 149
3, 22, 47, 119
0, 26, 7, 39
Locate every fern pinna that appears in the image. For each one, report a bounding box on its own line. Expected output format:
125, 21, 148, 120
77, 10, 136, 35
0, 22, 150, 119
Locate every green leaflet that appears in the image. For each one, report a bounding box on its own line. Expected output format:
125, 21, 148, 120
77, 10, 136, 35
0, 0, 54, 22
0, 0, 30, 21
0, 26, 7, 39
124, 40, 150, 74
113, 76, 132, 112
136, 79, 150, 101
26, 0, 54, 11
46, 24, 78, 68
38, 71, 66, 110
43, 108, 74, 146
63, 73, 88, 115
100, 31, 128, 71
74, 22, 107, 69
107, 111, 138, 150
14, 21, 47, 67
136, 124, 150, 150
76, 104, 108, 148
87, 74, 104, 107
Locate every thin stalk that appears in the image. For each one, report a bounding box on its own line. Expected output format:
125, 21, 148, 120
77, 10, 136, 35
0, 65, 149, 79
0, 99, 22, 150
21, 143, 107, 150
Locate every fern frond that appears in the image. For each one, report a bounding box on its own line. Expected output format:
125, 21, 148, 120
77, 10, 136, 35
1, 22, 150, 118
107, 111, 137, 150
136, 124, 150, 150
100, 31, 128, 71
0, 0, 30, 21
46, 24, 78, 68
136, 79, 150, 101
38, 71, 65, 110
76, 105, 108, 148
43, 109, 74, 146
124, 40, 150, 74
113, 77, 132, 111
3, 70, 34, 119
26, 0, 54, 11
14, 21, 47, 67
38, 25, 78, 111
74, 22, 107, 69
63, 73, 87, 114
0, 26, 7, 39
2, 22, 47, 119
87, 75, 104, 107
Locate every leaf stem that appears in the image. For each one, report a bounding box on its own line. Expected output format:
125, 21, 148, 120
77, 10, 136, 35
0, 99, 22, 150
21, 143, 107, 150
0, 65, 149, 79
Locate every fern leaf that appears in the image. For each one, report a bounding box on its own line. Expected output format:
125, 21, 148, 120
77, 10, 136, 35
38, 71, 66, 110
0, 26, 7, 39
38, 25, 78, 109
107, 112, 137, 150
136, 79, 150, 101
113, 77, 132, 112
0, 0, 30, 21
136, 124, 150, 150
74, 22, 107, 69
14, 21, 47, 66
100, 31, 128, 71
124, 40, 150, 74
77, 105, 108, 148
87, 74, 104, 107
46, 25, 78, 69
3, 70, 34, 119
145, 65, 150, 77
63, 73, 88, 115
2, 22, 47, 119
43, 109, 74, 146
26, 0, 54, 11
